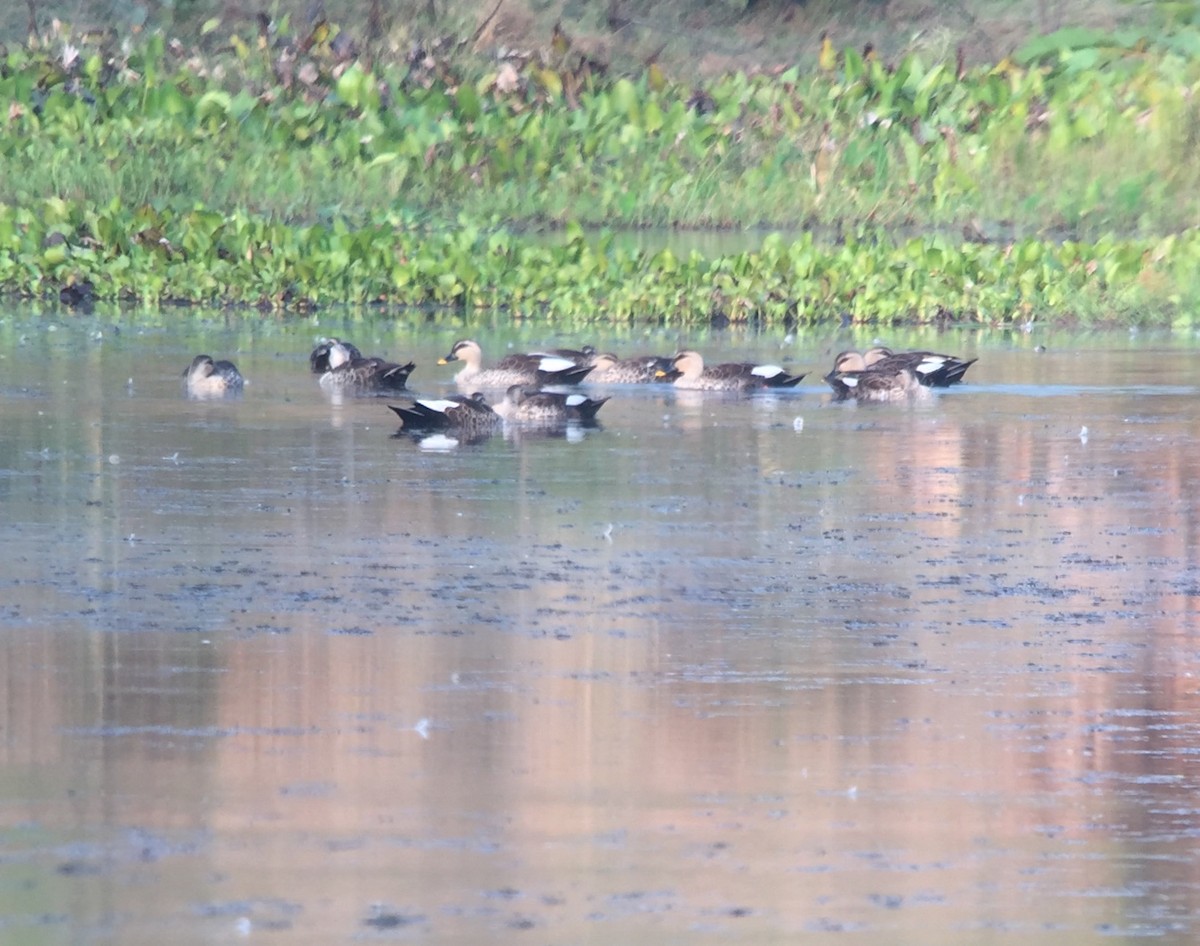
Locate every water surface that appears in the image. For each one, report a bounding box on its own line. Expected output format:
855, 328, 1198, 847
3, 310, 1200, 944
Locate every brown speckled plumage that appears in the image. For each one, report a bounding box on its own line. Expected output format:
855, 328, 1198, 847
184, 354, 244, 398
438, 339, 594, 389
658, 350, 805, 391
389, 393, 501, 435
863, 346, 976, 387
824, 350, 926, 402
312, 339, 414, 394
495, 385, 609, 424
587, 353, 675, 384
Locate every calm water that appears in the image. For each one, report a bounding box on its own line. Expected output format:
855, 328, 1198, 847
3, 309, 1200, 944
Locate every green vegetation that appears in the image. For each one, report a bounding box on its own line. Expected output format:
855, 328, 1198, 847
0, 0, 1167, 86
5, 13, 1200, 325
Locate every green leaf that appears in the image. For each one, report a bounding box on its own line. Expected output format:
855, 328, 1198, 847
1014, 28, 1113, 66
536, 69, 563, 100
196, 90, 232, 120
643, 100, 663, 134
42, 243, 68, 266
336, 65, 367, 110
612, 77, 640, 124
456, 84, 482, 122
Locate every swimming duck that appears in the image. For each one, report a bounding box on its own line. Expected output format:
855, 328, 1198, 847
657, 350, 805, 391
438, 339, 594, 389
184, 355, 244, 398
311, 338, 415, 394
824, 350, 925, 402
495, 385, 610, 425
863, 346, 976, 387
388, 393, 502, 435
587, 352, 676, 384
309, 337, 363, 374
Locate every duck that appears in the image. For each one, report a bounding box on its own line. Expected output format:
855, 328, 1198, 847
184, 355, 244, 398
438, 339, 594, 389
494, 385, 610, 425
587, 352, 676, 384
309, 337, 363, 374
824, 350, 925, 402
311, 338, 415, 394
388, 393, 501, 436
863, 346, 976, 387
656, 350, 805, 392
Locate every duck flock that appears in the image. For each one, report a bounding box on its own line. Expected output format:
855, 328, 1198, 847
184, 338, 977, 439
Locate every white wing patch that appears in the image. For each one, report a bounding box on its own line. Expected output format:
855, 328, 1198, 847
537, 356, 575, 373
751, 364, 784, 378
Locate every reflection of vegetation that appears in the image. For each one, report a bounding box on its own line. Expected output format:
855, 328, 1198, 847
6, 20, 1200, 323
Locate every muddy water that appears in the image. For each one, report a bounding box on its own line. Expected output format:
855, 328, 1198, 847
3, 311, 1200, 944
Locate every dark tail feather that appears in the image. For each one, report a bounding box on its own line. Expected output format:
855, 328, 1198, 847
388, 404, 433, 427
926, 358, 977, 387
378, 361, 416, 390
541, 364, 594, 386
575, 396, 609, 422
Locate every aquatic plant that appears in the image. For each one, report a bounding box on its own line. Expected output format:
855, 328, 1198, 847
6, 196, 1200, 326
5, 24, 1200, 324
